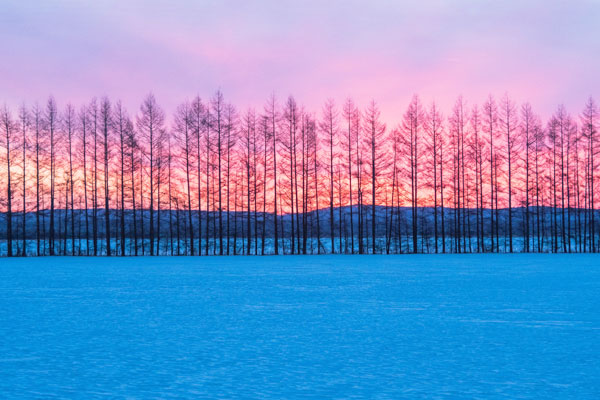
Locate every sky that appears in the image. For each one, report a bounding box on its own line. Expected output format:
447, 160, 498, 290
1, 0, 600, 124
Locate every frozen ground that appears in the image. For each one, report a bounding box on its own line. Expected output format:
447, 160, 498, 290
0, 255, 599, 399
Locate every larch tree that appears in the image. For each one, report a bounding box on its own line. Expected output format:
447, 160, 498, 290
470, 105, 485, 252
78, 105, 90, 255
363, 100, 387, 253
581, 97, 598, 252
342, 99, 360, 254
191, 96, 206, 255
319, 99, 339, 253
63, 104, 76, 255
137, 93, 166, 256
100, 97, 112, 256
210, 91, 226, 255
499, 94, 518, 252
114, 101, 131, 256
89, 99, 99, 255
45, 97, 59, 256
18, 104, 30, 256
401, 95, 424, 253
482, 96, 499, 252
520, 103, 538, 252
1, 105, 16, 256
174, 102, 195, 256
241, 109, 256, 254
425, 102, 444, 253
32, 104, 44, 256
265, 94, 279, 255
282, 96, 300, 253
224, 103, 237, 255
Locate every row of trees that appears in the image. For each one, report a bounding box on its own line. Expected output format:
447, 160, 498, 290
0, 92, 598, 256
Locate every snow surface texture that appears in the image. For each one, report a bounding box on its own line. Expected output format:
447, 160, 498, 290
1, 255, 598, 399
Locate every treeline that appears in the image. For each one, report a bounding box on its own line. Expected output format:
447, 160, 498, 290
0, 93, 598, 256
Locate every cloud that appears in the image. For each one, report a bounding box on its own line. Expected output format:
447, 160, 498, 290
1, 0, 599, 120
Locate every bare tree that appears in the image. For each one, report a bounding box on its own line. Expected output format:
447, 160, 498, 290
191, 96, 206, 255
425, 102, 444, 253
520, 103, 538, 252
363, 100, 387, 253
78, 105, 91, 255
114, 101, 131, 256
174, 102, 195, 255
18, 105, 30, 256
1, 105, 16, 256
33, 104, 44, 256
318, 99, 339, 253
45, 97, 59, 256
224, 103, 237, 255
401, 96, 424, 253
265, 94, 279, 254
241, 109, 256, 254
63, 104, 76, 255
499, 94, 518, 252
483, 96, 499, 252
581, 98, 598, 252
137, 94, 165, 256
342, 99, 360, 254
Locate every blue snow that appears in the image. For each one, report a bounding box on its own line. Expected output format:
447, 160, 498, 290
1, 254, 599, 399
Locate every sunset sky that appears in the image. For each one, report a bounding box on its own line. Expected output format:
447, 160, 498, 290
2, 0, 599, 122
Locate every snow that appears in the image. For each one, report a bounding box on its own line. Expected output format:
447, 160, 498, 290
1, 254, 599, 398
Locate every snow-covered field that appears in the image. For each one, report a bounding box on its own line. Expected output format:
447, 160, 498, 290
1, 255, 598, 398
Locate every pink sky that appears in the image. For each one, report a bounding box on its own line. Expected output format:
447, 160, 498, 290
1, 0, 599, 123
